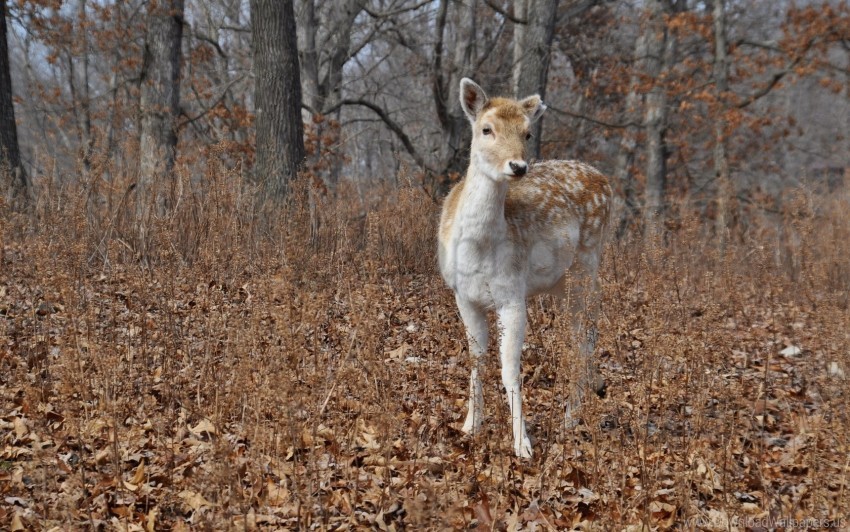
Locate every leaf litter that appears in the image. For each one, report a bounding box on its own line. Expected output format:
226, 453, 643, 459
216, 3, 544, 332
1, 230, 848, 529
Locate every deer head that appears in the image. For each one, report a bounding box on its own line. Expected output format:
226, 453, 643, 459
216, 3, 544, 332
459, 78, 547, 183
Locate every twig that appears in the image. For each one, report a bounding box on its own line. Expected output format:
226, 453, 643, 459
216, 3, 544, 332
546, 104, 639, 129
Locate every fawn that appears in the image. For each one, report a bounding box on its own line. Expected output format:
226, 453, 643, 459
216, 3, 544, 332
438, 78, 611, 458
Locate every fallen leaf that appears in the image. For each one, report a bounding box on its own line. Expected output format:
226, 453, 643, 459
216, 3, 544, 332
179, 489, 215, 511
10, 513, 25, 532
145, 507, 158, 532
4, 496, 27, 507
473, 494, 494, 528
13, 418, 27, 440
780, 345, 802, 357
189, 419, 217, 437
386, 343, 412, 361
130, 461, 146, 485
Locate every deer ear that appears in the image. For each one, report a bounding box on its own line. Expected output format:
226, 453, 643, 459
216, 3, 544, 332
520, 95, 547, 123
460, 78, 488, 122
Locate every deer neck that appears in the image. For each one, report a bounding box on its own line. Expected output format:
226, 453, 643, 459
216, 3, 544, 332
455, 161, 509, 241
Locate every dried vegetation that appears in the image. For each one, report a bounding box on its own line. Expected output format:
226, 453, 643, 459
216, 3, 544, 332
1, 170, 848, 530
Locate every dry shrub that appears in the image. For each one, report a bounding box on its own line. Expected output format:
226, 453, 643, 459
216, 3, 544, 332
1, 160, 848, 529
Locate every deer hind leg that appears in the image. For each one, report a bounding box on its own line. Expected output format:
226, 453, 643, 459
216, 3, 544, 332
559, 249, 606, 428
456, 296, 488, 436
497, 303, 532, 458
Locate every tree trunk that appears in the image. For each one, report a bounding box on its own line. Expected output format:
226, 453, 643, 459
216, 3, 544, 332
251, 0, 305, 200
299, 0, 365, 190
74, 0, 93, 178
0, 0, 28, 201
643, 0, 673, 241
446, 0, 477, 174
713, 0, 732, 246
138, 0, 184, 214
429, 0, 477, 195
511, 0, 529, 95
514, 0, 559, 159
614, 32, 647, 238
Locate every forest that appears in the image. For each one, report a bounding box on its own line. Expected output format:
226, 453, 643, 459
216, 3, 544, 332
1, 0, 849, 529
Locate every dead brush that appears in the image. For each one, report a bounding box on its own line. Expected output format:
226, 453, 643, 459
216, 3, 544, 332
0, 156, 848, 529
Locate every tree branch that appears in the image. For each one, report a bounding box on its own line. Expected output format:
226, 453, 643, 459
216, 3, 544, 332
363, 0, 432, 19
331, 98, 436, 174
734, 69, 791, 109
483, 0, 527, 24
432, 0, 450, 130
735, 39, 783, 53
178, 76, 245, 129
546, 104, 639, 129
476, 17, 508, 71
556, 0, 605, 25
189, 27, 227, 59
734, 33, 827, 108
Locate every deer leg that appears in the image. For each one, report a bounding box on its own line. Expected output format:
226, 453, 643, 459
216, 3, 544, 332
562, 251, 606, 428
456, 296, 488, 435
497, 303, 532, 458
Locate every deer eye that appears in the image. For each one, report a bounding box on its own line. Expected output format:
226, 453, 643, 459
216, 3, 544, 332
482, 127, 492, 135
525, 133, 532, 140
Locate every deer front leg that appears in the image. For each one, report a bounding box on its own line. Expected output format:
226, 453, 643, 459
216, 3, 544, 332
456, 296, 488, 435
497, 303, 532, 458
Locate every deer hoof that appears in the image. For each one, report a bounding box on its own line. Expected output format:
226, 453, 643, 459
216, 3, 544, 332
515, 435, 533, 458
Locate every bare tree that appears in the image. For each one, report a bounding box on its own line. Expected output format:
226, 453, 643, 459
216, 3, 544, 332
713, 0, 732, 244
251, 0, 305, 199
298, 0, 367, 188
614, 30, 646, 237
643, 0, 678, 240
331, 0, 511, 195
0, 0, 27, 200
138, 0, 185, 212
511, 0, 529, 94
433, 0, 478, 182
512, 0, 559, 159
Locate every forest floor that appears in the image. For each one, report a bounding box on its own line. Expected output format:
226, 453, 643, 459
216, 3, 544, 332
1, 180, 848, 530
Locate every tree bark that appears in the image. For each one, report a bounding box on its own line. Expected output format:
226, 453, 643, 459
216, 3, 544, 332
251, 0, 305, 200
643, 0, 673, 241
0, 0, 28, 200
713, 0, 732, 246
614, 32, 647, 238
299, 0, 366, 189
514, 0, 559, 159
429, 0, 477, 195
445, 0, 477, 174
511, 0, 529, 95
138, 0, 184, 213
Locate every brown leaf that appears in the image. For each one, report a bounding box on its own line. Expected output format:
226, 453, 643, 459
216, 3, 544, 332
171, 520, 191, 532
473, 493, 494, 529
131, 461, 146, 485
178, 489, 215, 511
145, 507, 158, 532
265, 479, 290, 506
649, 500, 676, 528
111, 505, 133, 519
10, 512, 25, 532
189, 419, 217, 437
386, 342, 412, 361
12, 418, 27, 440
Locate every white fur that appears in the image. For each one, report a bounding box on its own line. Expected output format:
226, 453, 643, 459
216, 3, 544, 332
439, 79, 610, 458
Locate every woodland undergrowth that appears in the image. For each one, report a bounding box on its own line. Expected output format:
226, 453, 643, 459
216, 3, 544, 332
1, 165, 848, 530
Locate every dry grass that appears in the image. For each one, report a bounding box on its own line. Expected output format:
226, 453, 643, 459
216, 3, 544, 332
1, 165, 848, 530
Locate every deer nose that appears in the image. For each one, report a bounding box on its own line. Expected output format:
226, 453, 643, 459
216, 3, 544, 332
509, 161, 528, 177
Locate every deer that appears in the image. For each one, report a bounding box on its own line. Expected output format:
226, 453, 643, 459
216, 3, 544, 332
438, 79, 612, 458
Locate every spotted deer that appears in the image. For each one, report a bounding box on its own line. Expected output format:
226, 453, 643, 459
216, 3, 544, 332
438, 79, 612, 458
